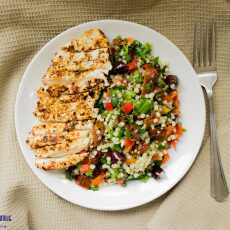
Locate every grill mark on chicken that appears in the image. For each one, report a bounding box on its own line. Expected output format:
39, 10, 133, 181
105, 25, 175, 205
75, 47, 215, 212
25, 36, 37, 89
27, 120, 94, 149
37, 85, 101, 103
34, 89, 99, 123
35, 151, 88, 170
46, 80, 105, 96
43, 67, 109, 91
53, 48, 111, 72
63, 29, 109, 52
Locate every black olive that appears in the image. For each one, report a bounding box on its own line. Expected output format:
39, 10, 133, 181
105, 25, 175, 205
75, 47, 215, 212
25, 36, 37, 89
165, 75, 178, 86
110, 63, 129, 74
151, 164, 163, 179
66, 165, 76, 173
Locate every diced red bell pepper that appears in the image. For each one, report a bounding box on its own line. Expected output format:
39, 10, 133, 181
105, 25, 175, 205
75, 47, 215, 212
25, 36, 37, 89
121, 102, 133, 114
124, 139, 135, 152
104, 102, 113, 111
127, 58, 138, 72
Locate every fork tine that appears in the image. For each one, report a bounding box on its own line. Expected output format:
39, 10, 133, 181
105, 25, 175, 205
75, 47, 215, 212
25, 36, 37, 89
211, 22, 216, 66
193, 23, 198, 67
204, 24, 209, 66
199, 23, 204, 66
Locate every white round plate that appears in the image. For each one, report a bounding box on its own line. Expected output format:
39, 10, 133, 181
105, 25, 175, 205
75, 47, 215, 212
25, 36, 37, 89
15, 20, 205, 211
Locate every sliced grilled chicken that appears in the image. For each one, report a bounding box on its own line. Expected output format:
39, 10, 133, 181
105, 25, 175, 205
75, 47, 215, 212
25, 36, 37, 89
34, 98, 98, 123
53, 48, 111, 72
35, 151, 88, 170
27, 28, 110, 171
26, 120, 94, 149
34, 132, 91, 158
37, 86, 101, 103
43, 68, 109, 93
63, 28, 109, 52
34, 87, 100, 122
46, 79, 105, 96
27, 120, 104, 159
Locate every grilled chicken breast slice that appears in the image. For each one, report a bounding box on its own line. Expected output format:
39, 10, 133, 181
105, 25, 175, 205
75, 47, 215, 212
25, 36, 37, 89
34, 87, 100, 122
35, 152, 88, 170
34, 98, 97, 122
34, 132, 91, 158
27, 120, 104, 159
63, 29, 109, 52
37, 86, 101, 103
43, 68, 109, 93
46, 80, 105, 96
26, 120, 94, 149
53, 48, 111, 72
26, 120, 104, 155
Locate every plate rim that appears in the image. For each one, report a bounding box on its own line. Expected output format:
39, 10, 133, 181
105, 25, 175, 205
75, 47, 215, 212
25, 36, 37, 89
15, 19, 206, 211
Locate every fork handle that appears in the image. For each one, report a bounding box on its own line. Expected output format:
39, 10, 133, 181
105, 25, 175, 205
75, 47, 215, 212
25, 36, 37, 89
206, 90, 229, 202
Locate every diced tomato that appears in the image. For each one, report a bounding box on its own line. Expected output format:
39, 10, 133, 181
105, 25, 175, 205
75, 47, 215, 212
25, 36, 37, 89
121, 102, 133, 114
140, 143, 149, 154
165, 125, 175, 137
124, 139, 135, 147
152, 153, 161, 161
143, 64, 157, 79
124, 139, 135, 152
162, 152, 170, 164
91, 173, 105, 186
104, 102, 113, 111
127, 58, 138, 72
75, 175, 91, 189
81, 157, 89, 164
80, 164, 90, 174
168, 124, 183, 149
175, 124, 183, 139
164, 90, 177, 102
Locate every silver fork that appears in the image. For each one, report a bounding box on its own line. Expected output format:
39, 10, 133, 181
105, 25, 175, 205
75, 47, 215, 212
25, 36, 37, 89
193, 23, 229, 202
